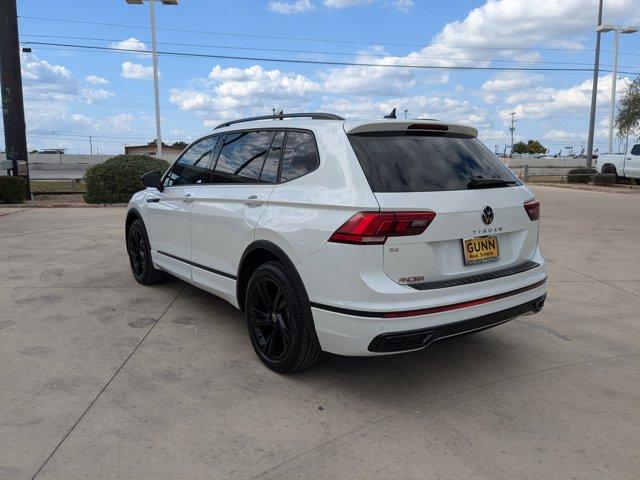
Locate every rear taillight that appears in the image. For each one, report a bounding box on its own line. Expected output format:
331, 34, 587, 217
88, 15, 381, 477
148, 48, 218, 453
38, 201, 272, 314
329, 211, 436, 245
524, 199, 540, 221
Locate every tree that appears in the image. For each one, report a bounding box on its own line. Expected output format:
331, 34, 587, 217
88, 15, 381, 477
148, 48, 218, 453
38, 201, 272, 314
513, 140, 547, 154
172, 141, 188, 149
616, 76, 640, 141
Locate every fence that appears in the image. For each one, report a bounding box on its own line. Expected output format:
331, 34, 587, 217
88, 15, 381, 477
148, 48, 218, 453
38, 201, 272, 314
511, 165, 596, 183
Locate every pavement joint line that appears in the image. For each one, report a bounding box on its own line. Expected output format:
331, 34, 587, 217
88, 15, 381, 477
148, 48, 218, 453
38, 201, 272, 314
547, 259, 640, 300
250, 351, 639, 479
28, 284, 186, 480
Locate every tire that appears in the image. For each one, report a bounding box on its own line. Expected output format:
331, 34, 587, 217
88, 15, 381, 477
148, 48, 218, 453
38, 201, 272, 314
601, 164, 619, 182
126, 219, 165, 285
245, 261, 321, 373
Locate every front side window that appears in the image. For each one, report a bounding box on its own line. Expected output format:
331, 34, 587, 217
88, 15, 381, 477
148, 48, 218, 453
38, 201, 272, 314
280, 131, 319, 183
631, 144, 640, 156
164, 136, 219, 187
212, 131, 276, 183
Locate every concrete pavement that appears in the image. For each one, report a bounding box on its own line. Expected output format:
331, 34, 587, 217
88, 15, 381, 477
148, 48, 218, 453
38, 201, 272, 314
1, 186, 639, 479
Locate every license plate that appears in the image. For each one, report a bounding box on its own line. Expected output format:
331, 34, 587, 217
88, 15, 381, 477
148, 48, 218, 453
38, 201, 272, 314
463, 236, 499, 265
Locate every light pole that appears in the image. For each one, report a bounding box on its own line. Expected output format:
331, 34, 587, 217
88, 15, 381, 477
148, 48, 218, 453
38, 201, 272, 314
125, 0, 178, 156
596, 24, 638, 153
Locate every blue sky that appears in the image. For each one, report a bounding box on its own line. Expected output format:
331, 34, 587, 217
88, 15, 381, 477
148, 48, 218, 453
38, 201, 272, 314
4, 0, 640, 154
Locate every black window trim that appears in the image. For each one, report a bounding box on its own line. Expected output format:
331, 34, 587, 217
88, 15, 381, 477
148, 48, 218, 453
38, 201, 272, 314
162, 134, 221, 188
181, 127, 320, 186
162, 127, 320, 187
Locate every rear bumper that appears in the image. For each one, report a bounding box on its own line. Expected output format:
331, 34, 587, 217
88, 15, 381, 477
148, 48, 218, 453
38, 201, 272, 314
310, 279, 547, 356
368, 294, 545, 352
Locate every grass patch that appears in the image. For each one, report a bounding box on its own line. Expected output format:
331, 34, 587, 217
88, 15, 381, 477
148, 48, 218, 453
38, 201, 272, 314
31, 179, 86, 194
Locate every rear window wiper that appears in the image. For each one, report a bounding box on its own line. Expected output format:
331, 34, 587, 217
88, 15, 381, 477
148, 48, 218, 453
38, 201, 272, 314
467, 177, 517, 189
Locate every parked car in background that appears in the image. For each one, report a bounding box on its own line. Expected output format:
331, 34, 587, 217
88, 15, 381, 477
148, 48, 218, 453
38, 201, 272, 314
596, 144, 640, 183
125, 113, 547, 373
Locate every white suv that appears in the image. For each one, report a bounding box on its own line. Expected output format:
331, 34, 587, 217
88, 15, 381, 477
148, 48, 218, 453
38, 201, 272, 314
126, 113, 547, 373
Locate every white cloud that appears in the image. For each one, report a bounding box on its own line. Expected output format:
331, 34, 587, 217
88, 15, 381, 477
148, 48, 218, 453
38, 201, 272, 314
268, 0, 315, 14
80, 88, 114, 104
21, 55, 77, 101
544, 130, 585, 141
110, 37, 150, 58
322, 94, 490, 127
324, 0, 371, 7
502, 74, 630, 121
106, 113, 134, 132
84, 75, 109, 85
482, 72, 543, 92
170, 65, 321, 124
320, 54, 416, 96
121, 61, 155, 80
393, 0, 413, 12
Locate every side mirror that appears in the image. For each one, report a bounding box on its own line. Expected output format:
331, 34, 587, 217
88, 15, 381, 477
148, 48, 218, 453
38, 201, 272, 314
141, 171, 163, 191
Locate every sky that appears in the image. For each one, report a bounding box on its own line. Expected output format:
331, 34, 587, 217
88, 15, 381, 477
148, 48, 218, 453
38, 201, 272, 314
3, 0, 640, 155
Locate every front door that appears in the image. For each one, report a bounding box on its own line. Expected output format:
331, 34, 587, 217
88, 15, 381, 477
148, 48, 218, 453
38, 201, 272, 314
147, 136, 219, 280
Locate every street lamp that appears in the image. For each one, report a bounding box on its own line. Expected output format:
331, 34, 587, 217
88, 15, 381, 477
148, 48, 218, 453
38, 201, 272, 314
596, 23, 639, 153
125, 0, 178, 156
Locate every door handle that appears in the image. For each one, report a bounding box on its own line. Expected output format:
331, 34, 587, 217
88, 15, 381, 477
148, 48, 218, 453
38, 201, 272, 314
245, 195, 263, 207
146, 197, 159, 203
183, 193, 195, 203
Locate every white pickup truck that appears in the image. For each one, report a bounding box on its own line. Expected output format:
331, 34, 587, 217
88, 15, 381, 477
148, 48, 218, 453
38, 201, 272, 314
596, 143, 640, 184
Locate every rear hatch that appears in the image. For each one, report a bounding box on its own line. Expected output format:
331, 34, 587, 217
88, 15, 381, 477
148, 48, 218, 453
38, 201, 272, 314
346, 121, 539, 286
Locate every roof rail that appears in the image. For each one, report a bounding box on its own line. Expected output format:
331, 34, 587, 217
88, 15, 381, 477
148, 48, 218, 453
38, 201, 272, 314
214, 112, 345, 129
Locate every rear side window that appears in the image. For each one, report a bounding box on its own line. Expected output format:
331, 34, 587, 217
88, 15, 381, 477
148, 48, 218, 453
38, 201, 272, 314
348, 133, 521, 192
280, 131, 319, 183
213, 131, 276, 183
164, 136, 219, 186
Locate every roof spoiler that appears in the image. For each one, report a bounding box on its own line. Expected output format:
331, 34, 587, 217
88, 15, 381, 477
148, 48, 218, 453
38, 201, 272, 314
345, 120, 478, 137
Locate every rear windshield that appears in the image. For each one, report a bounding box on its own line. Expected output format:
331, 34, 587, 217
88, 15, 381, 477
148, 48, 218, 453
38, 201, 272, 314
348, 132, 521, 192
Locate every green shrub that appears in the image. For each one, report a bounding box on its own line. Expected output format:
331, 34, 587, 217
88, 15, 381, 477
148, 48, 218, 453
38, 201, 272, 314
567, 167, 597, 184
0, 176, 27, 203
84, 155, 169, 204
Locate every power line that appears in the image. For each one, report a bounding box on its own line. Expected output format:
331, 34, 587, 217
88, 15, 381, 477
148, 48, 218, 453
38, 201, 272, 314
22, 33, 637, 68
20, 15, 602, 52
22, 14, 640, 58
24, 41, 640, 74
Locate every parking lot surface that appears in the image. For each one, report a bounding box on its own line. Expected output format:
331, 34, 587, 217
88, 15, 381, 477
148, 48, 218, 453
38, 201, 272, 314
1, 186, 639, 479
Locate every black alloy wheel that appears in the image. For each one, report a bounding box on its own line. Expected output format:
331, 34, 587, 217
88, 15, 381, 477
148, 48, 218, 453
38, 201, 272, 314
126, 219, 164, 285
247, 276, 293, 362
245, 261, 321, 373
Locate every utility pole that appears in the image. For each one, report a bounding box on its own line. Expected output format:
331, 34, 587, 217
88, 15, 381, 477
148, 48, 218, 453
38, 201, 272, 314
509, 111, 516, 156
586, 0, 604, 169
89, 135, 93, 155
404, 108, 408, 119
0, 0, 31, 199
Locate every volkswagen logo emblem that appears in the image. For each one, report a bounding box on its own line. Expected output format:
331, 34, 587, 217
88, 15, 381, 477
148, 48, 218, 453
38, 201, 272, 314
481, 206, 494, 225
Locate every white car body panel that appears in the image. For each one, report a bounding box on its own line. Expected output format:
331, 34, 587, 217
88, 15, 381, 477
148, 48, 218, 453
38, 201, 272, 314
127, 117, 547, 357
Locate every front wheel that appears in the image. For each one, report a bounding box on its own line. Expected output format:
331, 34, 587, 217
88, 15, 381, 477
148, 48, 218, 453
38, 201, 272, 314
127, 219, 165, 285
245, 261, 321, 373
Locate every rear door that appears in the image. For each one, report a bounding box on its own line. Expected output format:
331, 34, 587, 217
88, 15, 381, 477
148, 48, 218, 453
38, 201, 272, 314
189, 130, 283, 298
348, 130, 538, 286
147, 137, 217, 279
